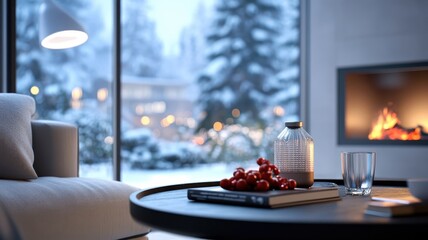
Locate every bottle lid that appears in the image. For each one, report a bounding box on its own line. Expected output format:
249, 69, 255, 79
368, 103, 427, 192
285, 121, 303, 128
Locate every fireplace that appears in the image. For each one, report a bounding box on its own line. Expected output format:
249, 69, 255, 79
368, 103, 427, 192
338, 62, 428, 145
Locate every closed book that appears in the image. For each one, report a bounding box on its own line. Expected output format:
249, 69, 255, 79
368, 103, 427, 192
365, 201, 428, 217
187, 183, 340, 208
370, 195, 420, 204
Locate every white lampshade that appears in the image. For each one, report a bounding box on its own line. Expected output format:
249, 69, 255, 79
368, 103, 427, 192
39, 0, 88, 49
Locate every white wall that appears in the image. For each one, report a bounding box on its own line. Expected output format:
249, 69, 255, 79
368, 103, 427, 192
307, 0, 428, 180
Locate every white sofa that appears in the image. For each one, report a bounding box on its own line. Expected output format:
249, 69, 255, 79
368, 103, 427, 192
0, 93, 150, 240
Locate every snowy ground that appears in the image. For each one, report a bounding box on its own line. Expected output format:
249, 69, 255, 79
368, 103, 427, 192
79, 161, 259, 189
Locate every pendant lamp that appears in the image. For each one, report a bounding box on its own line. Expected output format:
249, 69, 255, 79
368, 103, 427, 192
39, 0, 88, 49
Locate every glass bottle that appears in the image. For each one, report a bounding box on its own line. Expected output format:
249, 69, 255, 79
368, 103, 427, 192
274, 121, 314, 188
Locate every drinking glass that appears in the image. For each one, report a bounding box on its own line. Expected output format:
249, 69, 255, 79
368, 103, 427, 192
341, 152, 376, 196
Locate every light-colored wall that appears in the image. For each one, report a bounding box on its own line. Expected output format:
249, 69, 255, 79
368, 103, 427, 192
307, 0, 428, 180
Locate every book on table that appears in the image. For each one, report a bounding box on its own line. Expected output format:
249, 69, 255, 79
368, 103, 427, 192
365, 195, 428, 217
187, 182, 340, 208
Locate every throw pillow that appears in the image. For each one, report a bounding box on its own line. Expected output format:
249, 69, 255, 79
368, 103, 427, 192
0, 93, 38, 179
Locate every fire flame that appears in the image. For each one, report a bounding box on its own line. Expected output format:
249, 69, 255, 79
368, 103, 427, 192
368, 107, 421, 140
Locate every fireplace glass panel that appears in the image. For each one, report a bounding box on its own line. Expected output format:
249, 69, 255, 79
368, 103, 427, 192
338, 62, 428, 145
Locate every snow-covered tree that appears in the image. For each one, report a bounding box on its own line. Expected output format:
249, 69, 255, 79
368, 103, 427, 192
59, 109, 113, 165
121, 0, 163, 77
177, 1, 213, 80
196, 0, 286, 131
272, 0, 301, 122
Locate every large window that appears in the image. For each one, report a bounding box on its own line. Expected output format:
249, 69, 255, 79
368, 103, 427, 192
16, 0, 115, 180
13, 0, 301, 189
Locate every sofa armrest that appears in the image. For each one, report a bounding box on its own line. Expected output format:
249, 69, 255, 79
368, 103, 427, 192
31, 120, 79, 177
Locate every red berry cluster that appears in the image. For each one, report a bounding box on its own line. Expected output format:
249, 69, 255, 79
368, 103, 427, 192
219, 157, 297, 192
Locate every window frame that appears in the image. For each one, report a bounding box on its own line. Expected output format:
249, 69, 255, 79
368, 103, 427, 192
1, 0, 16, 93
4, 0, 308, 182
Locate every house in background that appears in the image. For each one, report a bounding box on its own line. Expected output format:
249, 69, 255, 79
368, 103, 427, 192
90, 74, 195, 140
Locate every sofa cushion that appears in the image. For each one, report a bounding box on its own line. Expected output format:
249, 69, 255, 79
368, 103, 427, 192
0, 177, 150, 240
0, 200, 21, 240
0, 93, 37, 180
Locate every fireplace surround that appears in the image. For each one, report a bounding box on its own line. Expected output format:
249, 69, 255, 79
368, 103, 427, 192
338, 61, 428, 145
308, 0, 428, 180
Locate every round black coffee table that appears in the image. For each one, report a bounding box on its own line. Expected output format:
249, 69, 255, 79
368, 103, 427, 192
130, 181, 428, 239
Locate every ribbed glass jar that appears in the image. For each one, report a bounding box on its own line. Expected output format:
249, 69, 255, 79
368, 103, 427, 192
274, 121, 314, 188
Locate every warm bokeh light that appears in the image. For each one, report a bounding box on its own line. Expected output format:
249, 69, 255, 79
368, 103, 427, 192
232, 108, 240, 118
161, 119, 169, 127
273, 106, 285, 116
192, 136, 205, 145
104, 136, 114, 144
71, 87, 83, 100
97, 88, 108, 102
140, 116, 151, 125
30, 86, 40, 95
70, 100, 81, 109
213, 121, 223, 131
166, 115, 175, 124
161, 115, 175, 127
